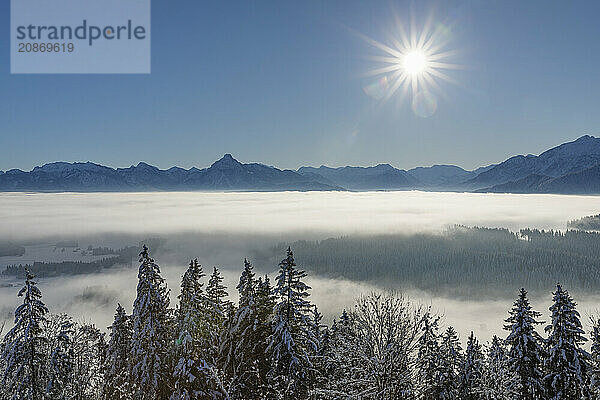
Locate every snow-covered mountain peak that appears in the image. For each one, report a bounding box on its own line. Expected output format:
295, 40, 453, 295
211, 154, 242, 169
33, 161, 110, 173
134, 162, 160, 171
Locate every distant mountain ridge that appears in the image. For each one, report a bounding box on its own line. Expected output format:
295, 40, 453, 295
468, 135, 600, 191
1, 135, 599, 194
0, 154, 343, 192
297, 164, 418, 190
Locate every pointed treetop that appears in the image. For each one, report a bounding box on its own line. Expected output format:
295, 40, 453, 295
114, 302, 127, 316
24, 267, 35, 282
138, 244, 154, 263
238, 258, 255, 295
280, 246, 296, 268
207, 266, 228, 305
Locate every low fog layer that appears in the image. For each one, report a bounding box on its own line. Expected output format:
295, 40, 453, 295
1, 191, 599, 241
0, 264, 374, 336
1, 265, 598, 345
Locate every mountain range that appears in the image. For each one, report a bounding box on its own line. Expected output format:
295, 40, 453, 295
1, 135, 599, 194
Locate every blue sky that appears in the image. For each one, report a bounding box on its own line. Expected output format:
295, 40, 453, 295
1, 1, 600, 171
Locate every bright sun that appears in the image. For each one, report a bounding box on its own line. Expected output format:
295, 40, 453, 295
403, 50, 427, 75
359, 12, 461, 105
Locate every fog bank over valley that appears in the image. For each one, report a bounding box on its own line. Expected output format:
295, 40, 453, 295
1, 190, 600, 345
1, 191, 599, 241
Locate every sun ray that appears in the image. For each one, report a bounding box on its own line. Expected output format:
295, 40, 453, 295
356, 32, 404, 59
392, 8, 409, 48
410, 8, 418, 49
426, 68, 459, 85
385, 71, 409, 101
417, 14, 434, 50
368, 55, 407, 64
427, 49, 461, 61
363, 64, 404, 77
422, 72, 443, 95
427, 61, 463, 70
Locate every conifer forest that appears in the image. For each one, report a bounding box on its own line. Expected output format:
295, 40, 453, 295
2, 244, 599, 399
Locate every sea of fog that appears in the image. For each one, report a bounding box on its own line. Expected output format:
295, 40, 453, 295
1, 191, 600, 344
1, 191, 599, 241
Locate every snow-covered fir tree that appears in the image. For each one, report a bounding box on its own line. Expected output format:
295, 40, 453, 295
504, 288, 545, 400
172, 259, 230, 400
206, 266, 230, 361
46, 316, 75, 399
223, 258, 260, 398
416, 310, 443, 399
130, 245, 171, 400
544, 283, 591, 399
1, 270, 49, 400
172, 259, 206, 399
267, 247, 316, 399
309, 305, 325, 362
590, 317, 600, 398
480, 335, 518, 400
308, 304, 328, 394
459, 331, 484, 400
207, 266, 230, 311
439, 326, 463, 399
103, 303, 132, 400
252, 274, 276, 397
176, 258, 206, 333
316, 309, 357, 399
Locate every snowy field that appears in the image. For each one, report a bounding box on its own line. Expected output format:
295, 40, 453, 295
1, 190, 600, 343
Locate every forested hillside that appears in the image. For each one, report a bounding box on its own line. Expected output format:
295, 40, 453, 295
1, 246, 599, 399
2, 246, 138, 278
257, 226, 600, 297
569, 214, 600, 231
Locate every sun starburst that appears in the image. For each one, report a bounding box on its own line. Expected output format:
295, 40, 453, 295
360, 12, 462, 116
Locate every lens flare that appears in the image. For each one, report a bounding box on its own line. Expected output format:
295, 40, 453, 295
411, 90, 437, 118
362, 76, 390, 100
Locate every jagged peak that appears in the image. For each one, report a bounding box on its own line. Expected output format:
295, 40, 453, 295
575, 134, 595, 142
135, 161, 159, 170
373, 163, 395, 170
211, 154, 242, 168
